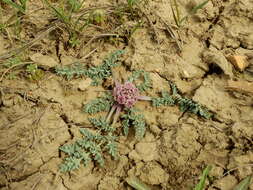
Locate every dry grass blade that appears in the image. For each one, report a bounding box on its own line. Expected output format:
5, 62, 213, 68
0, 25, 58, 60
31, 175, 43, 190
170, 0, 180, 27
157, 15, 182, 51
79, 33, 120, 57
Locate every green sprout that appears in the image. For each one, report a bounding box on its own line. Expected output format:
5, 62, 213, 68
193, 165, 212, 190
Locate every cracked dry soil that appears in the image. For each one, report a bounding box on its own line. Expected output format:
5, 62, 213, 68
0, 0, 253, 189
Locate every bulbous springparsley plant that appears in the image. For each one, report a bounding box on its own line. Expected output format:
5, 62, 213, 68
106, 81, 151, 125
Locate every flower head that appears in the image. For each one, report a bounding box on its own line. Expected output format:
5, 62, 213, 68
113, 81, 140, 108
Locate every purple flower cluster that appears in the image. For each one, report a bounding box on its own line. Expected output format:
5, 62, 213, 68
107, 81, 151, 125
113, 81, 140, 108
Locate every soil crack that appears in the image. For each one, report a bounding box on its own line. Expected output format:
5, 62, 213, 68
60, 176, 71, 190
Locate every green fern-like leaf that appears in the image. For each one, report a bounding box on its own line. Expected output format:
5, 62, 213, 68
83, 93, 114, 114
122, 117, 130, 136
60, 157, 82, 172
59, 143, 91, 172
133, 114, 146, 139
59, 118, 118, 172
121, 109, 146, 139
152, 83, 213, 119
172, 91, 212, 119
79, 128, 96, 140
88, 117, 115, 133
59, 143, 78, 156
128, 70, 152, 92
152, 91, 175, 107
71, 130, 105, 167
55, 63, 87, 80
105, 140, 118, 159
55, 50, 124, 84
85, 50, 124, 85
88, 142, 104, 166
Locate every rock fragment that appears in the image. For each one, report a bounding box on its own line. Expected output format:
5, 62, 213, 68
227, 55, 249, 71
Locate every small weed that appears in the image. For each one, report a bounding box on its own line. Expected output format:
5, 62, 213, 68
127, 0, 139, 8
0, 22, 8, 32
44, 0, 88, 47
55, 50, 124, 85
66, 0, 84, 13
59, 118, 117, 172
127, 0, 148, 9
129, 20, 144, 37
68, 33, 80, 47
1, 0, 28, 14
25, 64, 44, 81
171, 0, 209, 27
88, 9, 106, 25
13, 15, 22, 38
0, 0, 28, 39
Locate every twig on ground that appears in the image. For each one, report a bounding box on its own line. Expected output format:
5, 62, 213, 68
79, 48, 97, 60
221, 164, 253, 178
79, 33, 120, 57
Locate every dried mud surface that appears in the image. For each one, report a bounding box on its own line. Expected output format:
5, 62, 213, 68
0, 0, 252, 189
